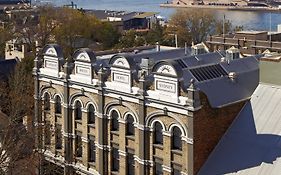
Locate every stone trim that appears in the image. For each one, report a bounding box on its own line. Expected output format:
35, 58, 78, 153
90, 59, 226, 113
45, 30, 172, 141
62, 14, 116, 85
118, 150, 127, 156
95, 142, 110, 151
182, 136, 193, 144
181, 171, 188, 175
63, 132, 76, 138
162, 165, 172, 173
81, 137, 89, 143
134, 155, 153, 166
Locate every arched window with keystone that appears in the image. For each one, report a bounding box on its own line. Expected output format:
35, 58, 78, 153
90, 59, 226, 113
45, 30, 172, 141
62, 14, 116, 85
88, 104, 95, 125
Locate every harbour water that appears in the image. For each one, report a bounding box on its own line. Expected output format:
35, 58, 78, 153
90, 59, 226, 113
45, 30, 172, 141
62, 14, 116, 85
46, 0, 281, 31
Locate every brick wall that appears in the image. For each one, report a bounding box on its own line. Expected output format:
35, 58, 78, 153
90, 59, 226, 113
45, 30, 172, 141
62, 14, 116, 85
193, 92, 246, 174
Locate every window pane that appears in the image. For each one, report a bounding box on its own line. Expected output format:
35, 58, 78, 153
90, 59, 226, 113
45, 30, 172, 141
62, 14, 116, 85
89, 139, 95, 162
55, 124, 62, 149
75, 101, 82, 120
154, 122, 163, 144
172, 168, 181, 175
112, 147, 119, 171
126, 115, 134, 136
172, 127, 182, 150
88, 105, 95, 124
155, 162, 163, 175
111, 111, 119, 131
44, 121, 51, 145
76, 132, 82, 157
44, 93, 50, 110
127, 152, 135, 175
55, 96, 61, 114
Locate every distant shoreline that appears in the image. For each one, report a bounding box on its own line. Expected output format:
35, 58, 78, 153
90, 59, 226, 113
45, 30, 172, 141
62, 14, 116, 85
160, 3, 281, 12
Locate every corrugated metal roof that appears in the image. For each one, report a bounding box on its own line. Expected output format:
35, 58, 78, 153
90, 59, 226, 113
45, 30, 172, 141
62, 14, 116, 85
199, 83, 281, 175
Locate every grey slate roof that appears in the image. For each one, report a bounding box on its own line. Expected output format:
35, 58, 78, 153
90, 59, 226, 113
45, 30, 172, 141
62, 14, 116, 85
198, 83, 281, 175
97, 48, 259, 108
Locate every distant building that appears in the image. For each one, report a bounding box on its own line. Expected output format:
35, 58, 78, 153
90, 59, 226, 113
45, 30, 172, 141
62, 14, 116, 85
33, 44, 259, 175
206, 29, 281, 55
87, 10, 158, 32
5, 38, 33, 61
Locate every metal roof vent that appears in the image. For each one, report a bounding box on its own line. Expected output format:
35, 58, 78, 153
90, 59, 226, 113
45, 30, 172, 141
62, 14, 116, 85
228, 72, 237, 81
191, 42, 209, 55
226, 47, 240, 61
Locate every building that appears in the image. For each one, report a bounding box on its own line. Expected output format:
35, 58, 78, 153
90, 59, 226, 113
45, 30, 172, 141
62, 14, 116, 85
33, 44, 259, 175
206, 29, 281, 55
87, 10, 158, 32
5, 38, 33, 60
198, 55, 281, 175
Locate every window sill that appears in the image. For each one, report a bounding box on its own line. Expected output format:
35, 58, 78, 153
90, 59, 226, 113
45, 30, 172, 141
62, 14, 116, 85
43, 110, 50, 113
171, 149, 183, 155
88, 162, 96, 167
88, 124, 95, 128
153, 144, 164, 150
111, 171, 119, 175
75, 120, 82, 124
126, 135, 135, 141
55, 113, 62, 117
111, 131, 119, 136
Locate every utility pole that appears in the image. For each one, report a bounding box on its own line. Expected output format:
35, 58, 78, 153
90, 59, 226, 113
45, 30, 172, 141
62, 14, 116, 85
223, 14, 225, 37
175, 34, 178, 48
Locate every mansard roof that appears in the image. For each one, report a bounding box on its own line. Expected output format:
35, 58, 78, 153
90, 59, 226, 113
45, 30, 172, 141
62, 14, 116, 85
42, 44, 64, 58
73, 48, 96, 63
106, 49, 259, 108
39, 44, 260, 108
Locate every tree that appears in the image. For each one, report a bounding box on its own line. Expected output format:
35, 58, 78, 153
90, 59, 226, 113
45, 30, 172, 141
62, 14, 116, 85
0, 27, 13, 58
166, 9, 216, 46
116, 30, 146, 48
53, 8, 102, 57
214, 19, 243, 35
145, 23, 164, 45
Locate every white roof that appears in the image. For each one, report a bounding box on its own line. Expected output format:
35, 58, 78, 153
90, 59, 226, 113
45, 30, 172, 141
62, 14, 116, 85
199, 83, 281, 175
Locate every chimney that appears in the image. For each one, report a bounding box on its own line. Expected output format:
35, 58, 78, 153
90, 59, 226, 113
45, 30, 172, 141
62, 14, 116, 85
226, 46, 240, 61
156, 42, 160, 52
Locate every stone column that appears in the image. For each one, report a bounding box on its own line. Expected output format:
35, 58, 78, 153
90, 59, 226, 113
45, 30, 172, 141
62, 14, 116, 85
119, 121, 126, 175
163, 133, 171, 175
96, 67, 108, 174
137, 74, 150, 175
63, 61, 74, 175
82, 110, 89, 167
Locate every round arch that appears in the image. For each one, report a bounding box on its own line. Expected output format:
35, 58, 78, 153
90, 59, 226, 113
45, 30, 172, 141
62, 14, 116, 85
145, 110, 188, 137
108, 108, 121, 120
104, 100, 139, 121
150, 119, 167, 132
168, 123, 185, 137
124, 111, 139, 124
72, 98, 84, 109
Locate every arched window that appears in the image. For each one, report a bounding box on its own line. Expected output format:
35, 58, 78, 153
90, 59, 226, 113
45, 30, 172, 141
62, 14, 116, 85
111, 110, 119, 131
88, 104, 95, 124
75, 101, 82, 120
172, 127, 182, 150
126, 115, 135, 136
55, 96, 62, 114
154, 122, 163, 144
44, 93, 50, 111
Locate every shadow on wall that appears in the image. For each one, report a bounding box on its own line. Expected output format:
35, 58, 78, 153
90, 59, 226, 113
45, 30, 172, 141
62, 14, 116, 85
198, 102, 281, 175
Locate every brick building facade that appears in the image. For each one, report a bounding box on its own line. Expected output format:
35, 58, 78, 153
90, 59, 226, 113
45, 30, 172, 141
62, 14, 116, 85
33, 44, 259, 175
